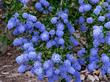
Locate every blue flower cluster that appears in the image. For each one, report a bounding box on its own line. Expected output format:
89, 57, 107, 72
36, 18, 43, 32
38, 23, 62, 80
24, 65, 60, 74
7, 0, 110, 82
35, 0, 52, 14
77, 0, 110, 76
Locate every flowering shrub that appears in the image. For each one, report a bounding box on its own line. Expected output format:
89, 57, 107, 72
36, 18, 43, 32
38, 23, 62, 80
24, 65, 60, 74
6, 0, 110, 82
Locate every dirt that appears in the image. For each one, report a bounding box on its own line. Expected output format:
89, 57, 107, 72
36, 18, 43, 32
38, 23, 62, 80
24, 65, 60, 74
0, 46, 46, 82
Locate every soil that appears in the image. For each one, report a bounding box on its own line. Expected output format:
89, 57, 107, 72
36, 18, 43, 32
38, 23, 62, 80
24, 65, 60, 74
0, 46, 46, 82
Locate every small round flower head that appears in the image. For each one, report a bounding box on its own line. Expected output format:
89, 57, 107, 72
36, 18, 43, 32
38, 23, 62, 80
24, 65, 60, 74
34, 67, 43, 76
70, 36, 79, 46
35, 2, 43, 12
17, 24, 25, 33
78, 0, 84, 4
51, 53, 62, 63
51, 17, 58, 24
66, 54, 76, 62
102, 2, 109, 7
36, 52, 42, 61
28, 14, 37, 22
67, 66, 75, 75
77, 48, 86, 57
22, 13, 29, 19
57, 38, 65, 45
34, 21, 42, 29
56, 30, 64, 37
39, 24, 46, 32
79, 16, 85, 24
88, 62, 97, 72
49, 29, 55, 36
79, 4, 92, 13
13, 37, 23, 46
60, 13, 68, 20
98, 16, 105, 22
89, 0, 99, 4
23, 43, 33, 50
46, 68, 53, 77
64, 60, 71, 67
7, 17, 16, 30
57, 23, 64, 31
40, 0, 50, 7
54, 69, 60, 75
43, 60, 53, 69
34, 61, 42, 68
86, 17, 93, 24
72, 62, 81, 71
40, 31, 49, 41
105, 13, 110, 20
90, 48, 98, 56
19, 0, 29, 5
16, 55, 24, 64
80, 24, 87, 32
48, 6, 53, 12
104, 21, 110, 29
101, 53, 109, 63
18, 64, 27, 73
105, 35, 110, 45
46, 40, 53, 48
28, 51, 37, 60
31, 36, 39, 43
107, 0, 110, 2
93, 9, 100, 15
66, 22, 75, 34
93, 25, 103, 38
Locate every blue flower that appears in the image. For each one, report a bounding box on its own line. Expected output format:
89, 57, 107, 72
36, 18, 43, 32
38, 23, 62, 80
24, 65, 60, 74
19, 0, 29, 5
22, 13, 29, 19
28, 14, 37, 22
40, 31, 49, 41
40, 0, 50, 7
35, 2, 43, 12
64, 60, 71, 67
57, 23, 64, 31
34, 61, 42, 68
16, 55, 24, 64
51, 53, 62, 63
13, 38, 23, 46
88, 62, 97, 72
89, 0, 99, 4
18, 64, 27, 73
80, 24, 87, 32
86, 17, 93, 24
101, 53, 109, 63
72, 62, 81, 71
51, 17, 58, 24
90, 48, 98, 56
46, 68, 53, 77
56, 30, 64, 37
17, 24, 25, 33
66, 54, 76, 62
28, 51, 37, 60
57, 38, 65, 45
43, 60, 53, 69
104, 21, 110, 29
34, 67, 43, 76
70, 36, 79, 46
98, 16, 105, 22
49, 29, 55, 36
77, 48, 86, 57
7, 17, 17, 30
102, 2, 109, 7
66, 22, 75, 34
23, 43, 33, 50
79, 16, 85, 24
